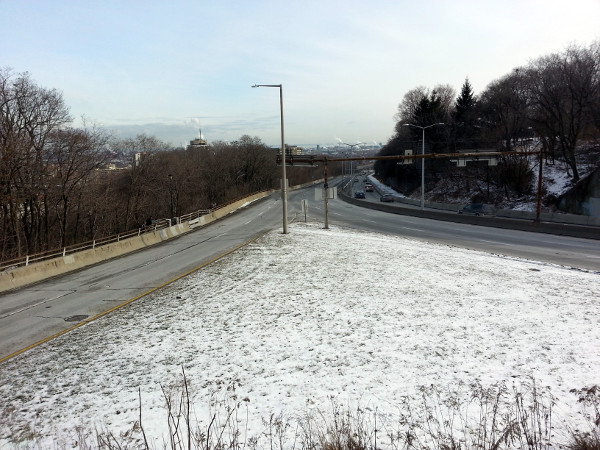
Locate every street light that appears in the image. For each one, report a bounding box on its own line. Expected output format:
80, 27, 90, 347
340, 142, 362, 182
252, 84, 288, 234
403, 123, 444, 209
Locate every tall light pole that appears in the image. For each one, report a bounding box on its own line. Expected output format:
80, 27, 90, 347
340, 142, 362, 183
404, 123, 444, 209
252, 84, 288, 234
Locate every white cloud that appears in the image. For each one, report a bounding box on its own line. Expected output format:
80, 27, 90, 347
2, 0, 598, 146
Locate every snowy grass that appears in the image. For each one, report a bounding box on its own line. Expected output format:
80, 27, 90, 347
0, 222, 599, 449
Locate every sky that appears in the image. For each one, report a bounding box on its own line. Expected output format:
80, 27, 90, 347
0, 221, 598, 447
1, 0, 599, 148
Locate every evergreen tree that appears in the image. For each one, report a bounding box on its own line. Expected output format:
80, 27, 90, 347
452, 78, 479, 149
454, 78, 476, 121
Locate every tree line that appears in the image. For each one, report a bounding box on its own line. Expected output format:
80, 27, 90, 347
376, 41, 600, 204
3, 41, 598, 260
0, 68, 323, 261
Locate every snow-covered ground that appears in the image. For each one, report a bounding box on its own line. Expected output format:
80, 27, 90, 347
1, 222, 599, 448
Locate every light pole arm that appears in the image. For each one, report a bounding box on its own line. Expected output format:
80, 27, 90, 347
252, 83, 288, 234
402, 123, 445, 210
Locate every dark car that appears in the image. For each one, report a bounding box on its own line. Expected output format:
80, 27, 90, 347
365, 184, 374, 192
458, 203, 495, 216
354, 191, 365, 199
380, 194, 394, 202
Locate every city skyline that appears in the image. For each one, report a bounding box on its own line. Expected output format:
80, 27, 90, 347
1, 0, 599, 147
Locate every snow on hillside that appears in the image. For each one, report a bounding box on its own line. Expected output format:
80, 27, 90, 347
380, 144, 600, 213
0, 222, 599, 448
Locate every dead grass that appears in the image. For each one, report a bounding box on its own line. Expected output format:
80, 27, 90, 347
3, 374, 598, 450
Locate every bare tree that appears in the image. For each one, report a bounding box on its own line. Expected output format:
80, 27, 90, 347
433, 83, 456, 119
478, 70, 531, 151
47, 125, 111, 247
0, 68, 71, 257
526, 43, 600, 181
394, 86, 429, 126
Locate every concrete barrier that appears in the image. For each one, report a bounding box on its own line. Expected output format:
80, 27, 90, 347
0, 190, 278, 293
339, 189, 600, 240
0, 180, 326, 293
364, 175, 600, 227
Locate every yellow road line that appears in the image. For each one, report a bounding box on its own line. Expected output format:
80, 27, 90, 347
0, 233, 267, 365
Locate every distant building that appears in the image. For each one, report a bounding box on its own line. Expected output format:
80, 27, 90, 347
133, 151, 147, 167
272, 145, 303, 156
187, 129, 208, 150
286, 145, 303, 156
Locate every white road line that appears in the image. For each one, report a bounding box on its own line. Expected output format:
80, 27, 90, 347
475, 239, 509, 246
401, 227, 423, 232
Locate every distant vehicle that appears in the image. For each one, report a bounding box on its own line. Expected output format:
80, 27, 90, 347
365, 184, 374, 192
458, 203, 495, 216
380, 194, 394, 202
354, 191, 365, 199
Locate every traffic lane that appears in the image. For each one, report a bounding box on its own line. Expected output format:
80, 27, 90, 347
0, 211, 269, 316
313, 197, 600, 271
341, 203, 600, 270
0, 194, 288, 361
359, 189, 600, 238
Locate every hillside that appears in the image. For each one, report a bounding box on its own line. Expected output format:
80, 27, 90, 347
0, 222, 598, 448
402, 144, 600, 215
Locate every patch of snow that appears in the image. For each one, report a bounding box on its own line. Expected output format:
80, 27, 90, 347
0, 222, 598, 447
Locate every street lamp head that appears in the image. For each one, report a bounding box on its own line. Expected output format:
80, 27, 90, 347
403, 122, 445, 129
252, 83, 282, 89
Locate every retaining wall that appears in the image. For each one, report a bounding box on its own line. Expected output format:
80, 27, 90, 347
365, 175, 600, 227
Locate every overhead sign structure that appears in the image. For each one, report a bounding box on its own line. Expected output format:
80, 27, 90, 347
450, 156, 498, 167
314, 188, 337, 200
398, 149, 413, 165
277, 150, 538, 167
278, 148, 540, 228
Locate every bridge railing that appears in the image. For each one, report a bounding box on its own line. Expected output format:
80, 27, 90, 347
0, 189, 274, 273
0, 218, 177, 272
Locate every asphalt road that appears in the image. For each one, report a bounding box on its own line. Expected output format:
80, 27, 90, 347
320, 179, 600, 271
0, 191, 296, 361
1, 181, 599, 362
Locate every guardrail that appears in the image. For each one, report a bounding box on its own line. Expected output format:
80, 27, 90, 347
179, 209, 210, 224
0, 216, 200, 273
0, 188, 276, 273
